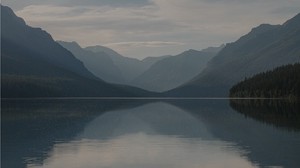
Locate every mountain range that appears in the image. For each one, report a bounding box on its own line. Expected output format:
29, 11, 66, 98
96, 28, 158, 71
1, 5, 152, 97
58, 42, 171, 87
59, 41, 222, 92
131, 46, 223, 92
85, 45, 151, 83
57, 41, 125, 84
166, 13, 300, 97
2, 4, 299, 97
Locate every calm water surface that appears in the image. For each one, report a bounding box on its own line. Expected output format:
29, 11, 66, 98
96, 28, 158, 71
2, 99, 300, 168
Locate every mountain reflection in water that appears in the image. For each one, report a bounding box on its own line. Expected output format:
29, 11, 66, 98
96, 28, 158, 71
1, 99, 300, 168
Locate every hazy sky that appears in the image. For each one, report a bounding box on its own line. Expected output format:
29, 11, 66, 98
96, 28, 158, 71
2, 0, 300, 59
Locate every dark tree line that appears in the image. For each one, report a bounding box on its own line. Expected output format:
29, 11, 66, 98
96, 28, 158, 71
230, 63, 300, 99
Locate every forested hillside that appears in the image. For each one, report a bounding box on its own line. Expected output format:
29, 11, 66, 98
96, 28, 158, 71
230, 63, 300, 99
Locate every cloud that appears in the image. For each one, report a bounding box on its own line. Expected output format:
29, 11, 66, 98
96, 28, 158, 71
105, 41, 185, 48
271, 6, 300, 15
150, 0, 297, 29
15, 5, 186, 51
1, 0, 151, 10
6, 0, 300, 58
62, 0, 151, 7
16, 5, 159, 22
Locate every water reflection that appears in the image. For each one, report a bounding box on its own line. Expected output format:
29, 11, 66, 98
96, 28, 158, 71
2, 99, 300, 168
79, 102, 212, 139
172, 100, 300, 168
230, 99, 300, 130
26, 102, 255, 168
1, 99, 147, 168
27, 134, 255, 168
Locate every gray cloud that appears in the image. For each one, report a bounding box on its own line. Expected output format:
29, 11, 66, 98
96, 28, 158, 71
1, 0, 151, 9
271, 6, 300, 15
62, 0, 151, 7
105, 41, 185, 48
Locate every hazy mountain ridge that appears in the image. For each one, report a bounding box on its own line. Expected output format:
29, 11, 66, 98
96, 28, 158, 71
166, 13, 300, 97
70, 43, 222, 92
131, 47, 223, 92
141, 55, 172, 70
80, 45, 170, 85
85, 45, 147, 82
58, 41, 125, 84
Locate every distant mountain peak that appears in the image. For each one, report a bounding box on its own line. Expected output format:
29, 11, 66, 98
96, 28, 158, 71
201, 44, 225, 53
182, 49, 201, 55
57, 40, 82, 49
1, 5, 26, 26
2, 5, 97, 79
249, 23, 280, 35
85, 45, 122, 57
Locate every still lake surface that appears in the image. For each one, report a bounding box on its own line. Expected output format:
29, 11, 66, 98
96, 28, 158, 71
2, 99, 300, 168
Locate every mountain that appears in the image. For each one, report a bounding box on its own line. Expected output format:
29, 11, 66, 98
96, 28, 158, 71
200, 44, 225, 53
167, 13, 300, 97
58, 41, 125, 84
85, 45, 121, 58
140, 55, 172, 70
230, 63, 300, 99
85, 45, 146, 83
131, 47, 223, 92
1, 5, 152, 97
1, 6, 95, 79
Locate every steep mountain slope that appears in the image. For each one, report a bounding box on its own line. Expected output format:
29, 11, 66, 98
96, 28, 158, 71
167, 13, 300, 97
1, 5, 94, 79
1, 5, 152, 97
85, 45, 146, 82
58, 41, 125, 84
131, 46, 223, 92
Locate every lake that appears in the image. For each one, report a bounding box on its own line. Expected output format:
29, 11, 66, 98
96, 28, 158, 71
2, 99, 300, 168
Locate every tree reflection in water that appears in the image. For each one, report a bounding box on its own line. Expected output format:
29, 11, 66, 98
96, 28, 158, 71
230, 99, 300, 131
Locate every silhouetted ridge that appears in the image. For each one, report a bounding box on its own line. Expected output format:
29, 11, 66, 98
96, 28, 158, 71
1, 5, 95, 79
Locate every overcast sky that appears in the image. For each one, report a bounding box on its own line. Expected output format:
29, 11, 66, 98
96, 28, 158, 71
2, 0, 300, 59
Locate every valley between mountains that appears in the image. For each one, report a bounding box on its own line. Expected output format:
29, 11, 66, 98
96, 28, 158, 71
1, 5, 300, 98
